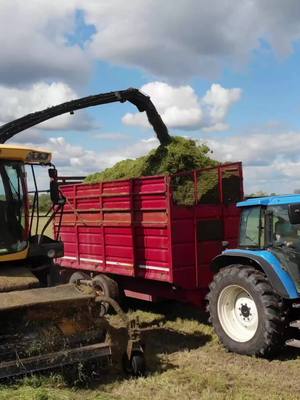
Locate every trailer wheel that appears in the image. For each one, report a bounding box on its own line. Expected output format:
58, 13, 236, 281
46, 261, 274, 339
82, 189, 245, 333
207, 265, 287, 357
69, 271, 90, 284
93, 274, 119, 316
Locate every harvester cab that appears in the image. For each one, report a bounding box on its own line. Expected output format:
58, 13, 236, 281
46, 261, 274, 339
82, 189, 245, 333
0, 145, 65, 281
208, 195, 300, 357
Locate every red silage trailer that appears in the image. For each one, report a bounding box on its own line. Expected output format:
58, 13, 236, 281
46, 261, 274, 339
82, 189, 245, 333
56, 162, 243, 308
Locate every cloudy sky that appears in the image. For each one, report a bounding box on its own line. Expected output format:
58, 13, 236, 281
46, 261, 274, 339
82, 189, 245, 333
2, 0, 300, 194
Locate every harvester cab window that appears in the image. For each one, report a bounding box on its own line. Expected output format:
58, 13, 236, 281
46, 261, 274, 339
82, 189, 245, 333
0, 161, 26, 254
239, 206, 264, 248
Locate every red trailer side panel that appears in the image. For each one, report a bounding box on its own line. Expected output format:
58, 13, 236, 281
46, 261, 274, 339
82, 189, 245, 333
56, 162, 243, 300
57, 175, 172, 282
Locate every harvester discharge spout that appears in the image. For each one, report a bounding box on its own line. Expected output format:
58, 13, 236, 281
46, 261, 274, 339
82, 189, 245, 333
0, 88, 171, 145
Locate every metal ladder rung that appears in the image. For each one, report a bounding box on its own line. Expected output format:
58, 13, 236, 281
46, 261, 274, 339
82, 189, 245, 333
286, 339, 300, 348
290, 320, 300, 329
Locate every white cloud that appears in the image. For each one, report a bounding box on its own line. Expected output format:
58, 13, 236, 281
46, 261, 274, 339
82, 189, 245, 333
0, 82, 93, 131
202, 84, 241, 132
205, 131, 300, 194
206, 131, 300, 167
122, 82, 241, 132
2, 1, 300, 87
0, 1, 90, 86
82, 0, 300, 80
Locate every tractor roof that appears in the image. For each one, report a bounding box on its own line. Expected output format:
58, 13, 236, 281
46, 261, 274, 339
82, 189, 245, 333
0, 144, 51, 164
238, 194, 300, 207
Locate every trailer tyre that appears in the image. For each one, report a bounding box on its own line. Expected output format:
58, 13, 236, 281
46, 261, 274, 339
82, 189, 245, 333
69, 271, 90, 284
207, 265, 287, 357
93, 274, 119, 316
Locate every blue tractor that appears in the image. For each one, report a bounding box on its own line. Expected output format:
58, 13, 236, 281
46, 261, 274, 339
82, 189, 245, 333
208, 195, 300, 356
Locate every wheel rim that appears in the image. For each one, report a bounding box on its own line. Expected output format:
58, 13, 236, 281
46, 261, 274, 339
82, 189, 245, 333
217, 284, 258, 342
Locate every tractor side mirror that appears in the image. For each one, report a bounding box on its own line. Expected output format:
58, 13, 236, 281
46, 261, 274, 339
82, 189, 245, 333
50, 180, 60, 204
288, 203, 300, 224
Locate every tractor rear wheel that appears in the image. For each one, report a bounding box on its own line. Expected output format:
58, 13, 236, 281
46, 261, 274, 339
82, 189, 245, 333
207, 265, 287, 356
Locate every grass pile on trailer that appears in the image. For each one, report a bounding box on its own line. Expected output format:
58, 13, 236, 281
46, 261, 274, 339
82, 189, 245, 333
56, 162, 243, 309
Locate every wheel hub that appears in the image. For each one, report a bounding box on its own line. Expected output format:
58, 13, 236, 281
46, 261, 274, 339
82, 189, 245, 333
240, 304, 251, 318
217, 285, 259, 342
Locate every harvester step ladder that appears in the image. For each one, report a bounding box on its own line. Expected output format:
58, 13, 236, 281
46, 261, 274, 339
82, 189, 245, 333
289, 320, 300, 329
286, 339, 300, 348
286, 320, 300, 348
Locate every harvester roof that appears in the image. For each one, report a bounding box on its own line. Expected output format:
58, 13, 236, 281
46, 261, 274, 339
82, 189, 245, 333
0, 144, 51, 164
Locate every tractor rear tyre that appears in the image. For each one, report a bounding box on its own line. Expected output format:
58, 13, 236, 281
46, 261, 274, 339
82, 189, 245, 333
207, 265, 287, 357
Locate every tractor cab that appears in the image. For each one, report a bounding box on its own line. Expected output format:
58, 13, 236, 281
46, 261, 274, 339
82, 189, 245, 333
238, 195, 300, 251
237, 195, 300, 292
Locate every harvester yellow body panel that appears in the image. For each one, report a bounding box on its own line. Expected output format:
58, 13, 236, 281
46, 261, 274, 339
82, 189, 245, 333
0, 248, 29, 263
0, 144, 51, 164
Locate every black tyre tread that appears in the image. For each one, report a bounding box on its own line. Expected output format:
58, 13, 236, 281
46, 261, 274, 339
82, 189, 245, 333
207, 265, 287, 357
131, 353, 146, 377
122, 352, 146, 377
93, 274, 119, 300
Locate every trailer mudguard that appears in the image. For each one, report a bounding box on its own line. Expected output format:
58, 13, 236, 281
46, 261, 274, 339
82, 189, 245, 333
211, 249, 299, 299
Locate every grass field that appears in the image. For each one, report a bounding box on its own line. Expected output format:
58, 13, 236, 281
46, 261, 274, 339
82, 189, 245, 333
1, 300, 300, 400
30, 215, 54, 238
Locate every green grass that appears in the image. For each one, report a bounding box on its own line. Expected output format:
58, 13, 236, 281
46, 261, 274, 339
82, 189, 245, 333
1, 301, 300, 400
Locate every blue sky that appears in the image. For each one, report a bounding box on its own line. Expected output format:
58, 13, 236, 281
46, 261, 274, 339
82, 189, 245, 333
1, 1, 300, 194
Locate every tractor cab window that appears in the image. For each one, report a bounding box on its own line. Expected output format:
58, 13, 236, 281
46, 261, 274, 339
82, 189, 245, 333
0, 161, 27, 254
269, 205, 300, 249
240, 206, 264, 248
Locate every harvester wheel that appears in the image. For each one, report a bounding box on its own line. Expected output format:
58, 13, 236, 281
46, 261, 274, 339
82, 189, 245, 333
93, 274, 119, 316
131, 352, 146, 377
208, 265, 287, 357
122, 351, 146, 377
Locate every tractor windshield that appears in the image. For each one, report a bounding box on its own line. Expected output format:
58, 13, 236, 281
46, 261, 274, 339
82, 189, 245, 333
0, 161, 27, 254
269, 204, 300, 250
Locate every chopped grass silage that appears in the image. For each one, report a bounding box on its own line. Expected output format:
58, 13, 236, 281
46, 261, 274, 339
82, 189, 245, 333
85, 136, 218, 183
